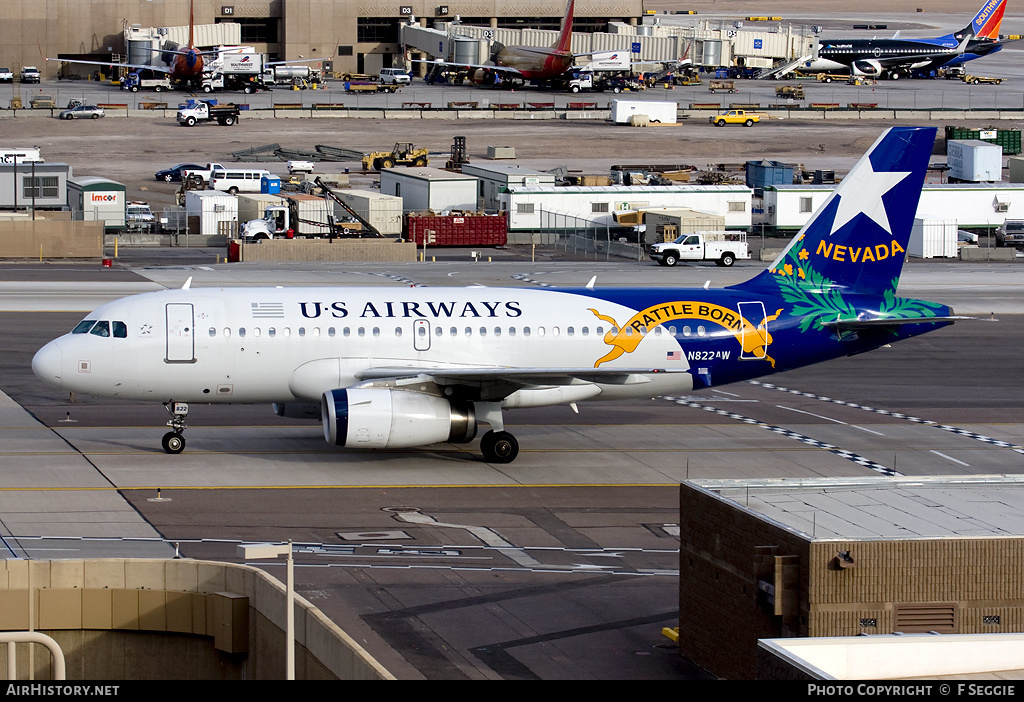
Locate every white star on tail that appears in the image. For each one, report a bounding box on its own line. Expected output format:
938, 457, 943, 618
829, 159, 912, 236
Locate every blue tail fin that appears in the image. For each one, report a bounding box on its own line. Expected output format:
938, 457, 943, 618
739, 127, 935, 299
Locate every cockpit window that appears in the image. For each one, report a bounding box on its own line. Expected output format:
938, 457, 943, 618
112, 321, 127, 338
89, 321, 110, 337
72, 320, 96, 334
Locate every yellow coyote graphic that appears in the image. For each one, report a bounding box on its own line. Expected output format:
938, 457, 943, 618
588, 302, 782, 368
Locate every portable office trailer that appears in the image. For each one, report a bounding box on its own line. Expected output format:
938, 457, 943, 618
330, 189, 404, 236
0, 162, 70, 210
379, 168, 479, 214
184, 190, 238, 238
460, 163, 556, 213
67, 176, 125, 229
764, 183, 1024, 230
501, 184, 751, 232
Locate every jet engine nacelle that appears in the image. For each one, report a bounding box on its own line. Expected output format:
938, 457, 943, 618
322, 388, 477, 449
852, 59, 884, 76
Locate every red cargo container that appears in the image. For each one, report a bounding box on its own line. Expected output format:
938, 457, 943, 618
405, 212, 507, 246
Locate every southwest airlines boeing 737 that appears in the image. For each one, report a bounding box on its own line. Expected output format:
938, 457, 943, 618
33, 127, 960, 464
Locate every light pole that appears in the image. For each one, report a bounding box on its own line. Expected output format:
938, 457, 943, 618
237, 541, 294, 679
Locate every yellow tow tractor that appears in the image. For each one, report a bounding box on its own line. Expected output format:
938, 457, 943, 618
361, 142, 430, 171
961, 74, 1003, 85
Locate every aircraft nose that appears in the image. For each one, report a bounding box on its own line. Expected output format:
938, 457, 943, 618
32, 340, 63, 389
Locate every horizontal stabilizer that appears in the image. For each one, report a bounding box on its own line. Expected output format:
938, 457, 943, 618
820, 315, 971, 330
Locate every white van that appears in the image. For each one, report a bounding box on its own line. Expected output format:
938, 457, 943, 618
209, 167, 273, 194
379, 68, 411, 85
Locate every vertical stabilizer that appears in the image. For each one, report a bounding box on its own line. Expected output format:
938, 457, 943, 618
188, 0, 196, 48
736, 127, 936, 299
554, 0, 576, 53
962, 0, 1006, 39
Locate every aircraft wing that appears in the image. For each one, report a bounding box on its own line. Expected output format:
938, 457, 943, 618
356, 365, 688, 387
413, 58, 524, 76
46, 57, 172, 74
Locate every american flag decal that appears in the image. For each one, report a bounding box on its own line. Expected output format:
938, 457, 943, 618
251, 302, 285, 318
667, 350, 681, 360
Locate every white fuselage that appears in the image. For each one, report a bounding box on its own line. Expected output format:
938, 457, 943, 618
33, 286, 697, 407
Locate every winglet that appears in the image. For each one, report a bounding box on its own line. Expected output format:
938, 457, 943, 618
586, 276, 597, 289
182, 277, 192, 290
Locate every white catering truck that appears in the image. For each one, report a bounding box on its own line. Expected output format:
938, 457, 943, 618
649, 231, 750, 267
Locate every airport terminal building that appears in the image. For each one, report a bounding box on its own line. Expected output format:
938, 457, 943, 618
0, 0, 644, 79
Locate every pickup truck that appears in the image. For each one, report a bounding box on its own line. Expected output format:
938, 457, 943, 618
710, 109, 760, 127
180, 162, 228, 187
176, 100, 240, 127
650, 231, 750, 267
996, 220, 1024, 248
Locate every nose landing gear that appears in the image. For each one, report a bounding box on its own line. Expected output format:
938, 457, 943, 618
162, 401, 189, 454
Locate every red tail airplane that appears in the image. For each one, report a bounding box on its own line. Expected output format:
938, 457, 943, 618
47, 0, 216, 87
423, 0, 585, 84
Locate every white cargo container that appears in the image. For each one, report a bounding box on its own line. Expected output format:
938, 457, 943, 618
184, 190, 238, 238
610, 99, 678, 125
947, 139, 1002, 182
379, 168, 478, 214
330, 189, 404, 236
910, 217, 957, 258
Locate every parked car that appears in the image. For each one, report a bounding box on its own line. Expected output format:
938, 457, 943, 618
19, 66, 41, 83
0, 68, 13, 83
58, 104, 104, 119
154, 163, 203, 182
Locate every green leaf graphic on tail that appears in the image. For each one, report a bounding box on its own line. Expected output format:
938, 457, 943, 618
769, 237, 943, 333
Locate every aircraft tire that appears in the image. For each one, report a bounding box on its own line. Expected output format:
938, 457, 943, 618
481, 430, 518, 464
162, 432, 185, 454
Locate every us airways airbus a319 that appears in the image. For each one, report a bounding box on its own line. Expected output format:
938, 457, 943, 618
33, 127, 961, 464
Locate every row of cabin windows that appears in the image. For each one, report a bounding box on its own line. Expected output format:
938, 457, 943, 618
207, 324, 713, 339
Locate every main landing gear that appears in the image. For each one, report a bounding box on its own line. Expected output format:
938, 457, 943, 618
162, 401, 189, 454
480, 430, 519, 463
474, 401, 519, 463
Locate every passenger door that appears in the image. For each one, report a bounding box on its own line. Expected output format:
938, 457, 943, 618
166, 303, 196, 363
